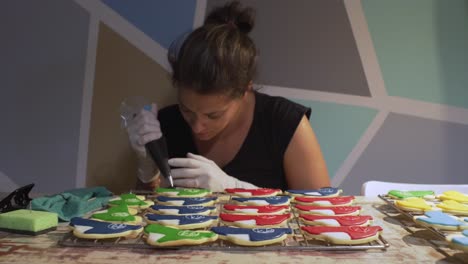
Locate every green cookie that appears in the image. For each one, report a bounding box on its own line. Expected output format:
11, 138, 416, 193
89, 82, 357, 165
388, 190, 435, 199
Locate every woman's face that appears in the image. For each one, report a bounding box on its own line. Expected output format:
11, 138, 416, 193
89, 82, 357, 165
178, 88, 243, 141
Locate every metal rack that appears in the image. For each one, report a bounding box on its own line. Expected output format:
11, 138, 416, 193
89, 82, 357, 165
58, 194, 390, 252
377, 194, 468, 260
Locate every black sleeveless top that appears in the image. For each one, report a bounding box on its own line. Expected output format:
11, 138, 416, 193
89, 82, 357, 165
158, 91, 311, 190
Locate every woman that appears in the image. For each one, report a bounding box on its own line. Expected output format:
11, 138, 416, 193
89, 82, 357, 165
126, 1, 330, 191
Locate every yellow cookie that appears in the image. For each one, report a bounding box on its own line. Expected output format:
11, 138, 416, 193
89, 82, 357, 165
394, 198, 434, 213
436, 200, 468, 216
438, 191, 468, 204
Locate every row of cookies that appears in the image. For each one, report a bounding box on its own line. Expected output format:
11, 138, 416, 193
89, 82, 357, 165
385, 189, 468, 253
287, 193, 383, 245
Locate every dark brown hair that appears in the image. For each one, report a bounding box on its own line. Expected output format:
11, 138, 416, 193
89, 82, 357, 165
168, 1, 257, 98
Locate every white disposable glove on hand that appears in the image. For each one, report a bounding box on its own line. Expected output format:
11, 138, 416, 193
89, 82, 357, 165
168, 153, 258, 192
126, 103, 162, 183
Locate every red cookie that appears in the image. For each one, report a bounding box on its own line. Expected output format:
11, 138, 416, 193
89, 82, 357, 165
224, 188, 282, 197
301, 226, 383, 245
299, 215, 373, 226
223, 204, 289, 215
294, 205, 361, 216
294, 196, 355, 206
220, 213, 290, 228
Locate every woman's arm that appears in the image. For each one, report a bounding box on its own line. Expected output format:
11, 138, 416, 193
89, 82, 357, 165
283, 115, 331, 189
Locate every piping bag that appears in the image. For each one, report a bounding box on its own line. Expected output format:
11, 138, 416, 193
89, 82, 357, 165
120, 96, 174, 188
145, 134, 174, 188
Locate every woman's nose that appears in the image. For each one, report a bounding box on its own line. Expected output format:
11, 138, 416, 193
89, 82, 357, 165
190, 117, 205, 133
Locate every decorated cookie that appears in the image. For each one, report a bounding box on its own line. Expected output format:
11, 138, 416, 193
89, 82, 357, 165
446, 230, 468, 253
220, 213, 290, 228
211, 226, 292, 246
108, 193, 154, 210
387, 190, 435, 200
231, 196, 290, 206
413, 211, 468, 231
438, 191, 468, 204
155, 196, 217, 206
436, 200, 468, 216
299, 215, 373, 227
301, 225, 383, 245
145, 214, 218, 229
155, 187, 211, 197
294, 205, 361, 216
222, 204, 289, 215
394, 197, 434, 213
148, 205, 216, 215
91, 204, 142, 224
224, 188, 282, 197
69, 217, 143, 239
285, 187, 342, 198
294, 196, 355, 206
145, 224, 218, 247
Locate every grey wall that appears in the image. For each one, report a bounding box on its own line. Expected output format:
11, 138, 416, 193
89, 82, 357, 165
0, 0, 89, 193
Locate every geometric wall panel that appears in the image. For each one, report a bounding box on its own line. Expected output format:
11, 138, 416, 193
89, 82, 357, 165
207, 0, 371, 96
88, 23, 176, 193
292, 99, 378, 180
363, 0, 468, 109
342, 113, 468, 195
102, 0, 197, 49
0, 0, 90, 193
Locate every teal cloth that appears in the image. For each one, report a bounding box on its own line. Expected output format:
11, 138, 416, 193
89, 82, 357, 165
31, 186, 113, 221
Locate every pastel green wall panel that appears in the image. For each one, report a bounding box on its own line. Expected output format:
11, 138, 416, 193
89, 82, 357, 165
362, 0, 468, 109
292, 100, 378, 180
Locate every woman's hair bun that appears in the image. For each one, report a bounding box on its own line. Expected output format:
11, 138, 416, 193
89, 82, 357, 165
204, 1, 255, 34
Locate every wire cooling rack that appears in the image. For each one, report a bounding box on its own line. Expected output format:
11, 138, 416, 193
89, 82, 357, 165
58, 193, 390, 252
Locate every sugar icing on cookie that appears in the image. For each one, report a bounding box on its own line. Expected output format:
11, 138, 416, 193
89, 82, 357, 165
210, 226, 292, 246
145, 214, 218, 227
294, 205, 361, 216
299, 215, 373, 227
223, 204, 289, 214
155, 188, 211, 197
148, 205, 215, 215
108, 193, 151, 208
294, 196, 355, 206
155, 196, 217, 206
224, 188, 282, 197
387, 190, 435, 199
145, 224, 218, 246
438, 191, 468, 203
394, 197, 433, 211
436, 200, 468, 215
446, 230, 468, 253
91, 204, 139, 223
285, 187, 342, 197
220, 213, 290, 227
301, 226, 382, 244
70, 217, 143, 238
414, 211, 468, 230
231, 196, 290, 206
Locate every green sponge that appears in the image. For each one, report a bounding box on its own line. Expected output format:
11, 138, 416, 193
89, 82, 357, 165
0, 209, 58, 235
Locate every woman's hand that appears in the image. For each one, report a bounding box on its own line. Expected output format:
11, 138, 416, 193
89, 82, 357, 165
168, 153, 257, 191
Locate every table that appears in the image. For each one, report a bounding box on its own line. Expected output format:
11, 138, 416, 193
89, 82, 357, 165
0, 197, 467, 264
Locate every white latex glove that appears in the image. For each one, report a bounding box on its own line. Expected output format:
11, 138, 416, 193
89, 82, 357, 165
126, 103, 162, 157
126, 103, 162, 183
168, 153, 258, 192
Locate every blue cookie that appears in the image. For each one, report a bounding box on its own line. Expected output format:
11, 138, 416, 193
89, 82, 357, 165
232, 196, 290, 206
414, 211, 468, 231
69, 217, 143, 239
446, 229, 468, 253
155, 196, 217, 206
145, 214, 218, 229
211, 226, 292, 246
285, 187, 342, 197
148, 205, 216, 215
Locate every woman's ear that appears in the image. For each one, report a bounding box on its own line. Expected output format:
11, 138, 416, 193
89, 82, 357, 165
247, 81, 253, 91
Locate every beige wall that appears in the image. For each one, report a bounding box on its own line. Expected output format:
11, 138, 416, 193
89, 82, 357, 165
87, 23, 177, 193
